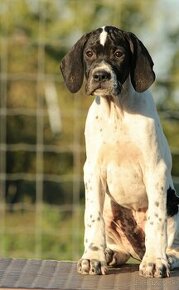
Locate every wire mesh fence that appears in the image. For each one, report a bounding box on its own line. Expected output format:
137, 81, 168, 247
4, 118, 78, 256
0, 0, 179, 261
0, 0, 86, 260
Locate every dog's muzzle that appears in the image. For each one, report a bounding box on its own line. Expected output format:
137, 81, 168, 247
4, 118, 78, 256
86, 67, 122, 97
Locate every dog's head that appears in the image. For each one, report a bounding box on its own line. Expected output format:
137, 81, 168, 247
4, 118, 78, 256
60, 26, 155, 96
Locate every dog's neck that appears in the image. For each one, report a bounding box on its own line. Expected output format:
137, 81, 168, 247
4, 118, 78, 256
94, 77, 136, 119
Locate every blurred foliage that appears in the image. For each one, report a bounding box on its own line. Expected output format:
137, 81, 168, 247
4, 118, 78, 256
0, 0, 179, 259
0, 0, 178, 204
3, 204, 84, 260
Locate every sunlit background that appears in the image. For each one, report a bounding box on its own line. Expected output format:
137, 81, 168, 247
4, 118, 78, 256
0, 0, 179, 261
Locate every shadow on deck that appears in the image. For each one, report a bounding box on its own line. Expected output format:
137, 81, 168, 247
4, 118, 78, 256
0, 258, 179, 289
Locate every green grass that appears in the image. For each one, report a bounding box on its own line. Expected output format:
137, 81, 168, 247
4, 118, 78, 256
0, 204, 84, 260
0, 204, 141, 264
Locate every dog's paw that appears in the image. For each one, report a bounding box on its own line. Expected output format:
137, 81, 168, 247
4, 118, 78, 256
105, 248, 115, 266
77, 259, 107, 275
139, 257, 170, 278
105, 248, 130, 267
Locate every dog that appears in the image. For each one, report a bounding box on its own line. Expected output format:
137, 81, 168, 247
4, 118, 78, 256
60, 26, 179, 278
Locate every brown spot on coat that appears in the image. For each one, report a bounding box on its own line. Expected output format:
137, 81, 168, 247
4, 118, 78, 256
89, 245, 99, 251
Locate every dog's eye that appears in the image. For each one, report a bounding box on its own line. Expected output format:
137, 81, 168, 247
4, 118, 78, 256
114, 50, 123, 58
85, 50, 94, 58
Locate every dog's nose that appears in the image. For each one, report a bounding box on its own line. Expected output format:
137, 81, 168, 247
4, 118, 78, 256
93, 70, 111, 82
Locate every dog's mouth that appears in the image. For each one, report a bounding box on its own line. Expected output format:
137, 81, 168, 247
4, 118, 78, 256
86, 81, 122, 97
90, 84, 107, 96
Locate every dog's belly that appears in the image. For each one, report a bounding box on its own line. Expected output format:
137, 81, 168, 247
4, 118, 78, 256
99, 143, 148, 210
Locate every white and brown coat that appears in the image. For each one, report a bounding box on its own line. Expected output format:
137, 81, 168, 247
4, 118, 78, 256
60, 26, 179, 278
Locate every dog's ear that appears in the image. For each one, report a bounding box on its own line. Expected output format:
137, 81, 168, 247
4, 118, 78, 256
60, 33, 89, 93
125, 32, 155, 92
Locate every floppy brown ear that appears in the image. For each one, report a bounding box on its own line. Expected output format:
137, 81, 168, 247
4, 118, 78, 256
60, 33, 89, 93
125, 32, 155, 92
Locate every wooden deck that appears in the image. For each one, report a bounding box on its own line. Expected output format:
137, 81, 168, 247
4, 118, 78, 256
0, 258, 179, 289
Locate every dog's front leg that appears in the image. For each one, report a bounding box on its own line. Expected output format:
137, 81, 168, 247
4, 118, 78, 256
77, 161, 107, 275
139, 163, 170, 278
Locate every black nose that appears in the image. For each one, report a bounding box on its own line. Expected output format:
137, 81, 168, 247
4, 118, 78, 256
93, 70, 111, 82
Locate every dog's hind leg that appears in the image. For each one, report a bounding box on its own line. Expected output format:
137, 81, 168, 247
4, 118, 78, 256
104, 194, 145, 266
167, 248, 179, 269
166, 186, 179, 270
167, 212, 179, 269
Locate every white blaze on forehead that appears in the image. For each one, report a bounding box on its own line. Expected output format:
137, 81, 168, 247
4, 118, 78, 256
99, 26, 108, 46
